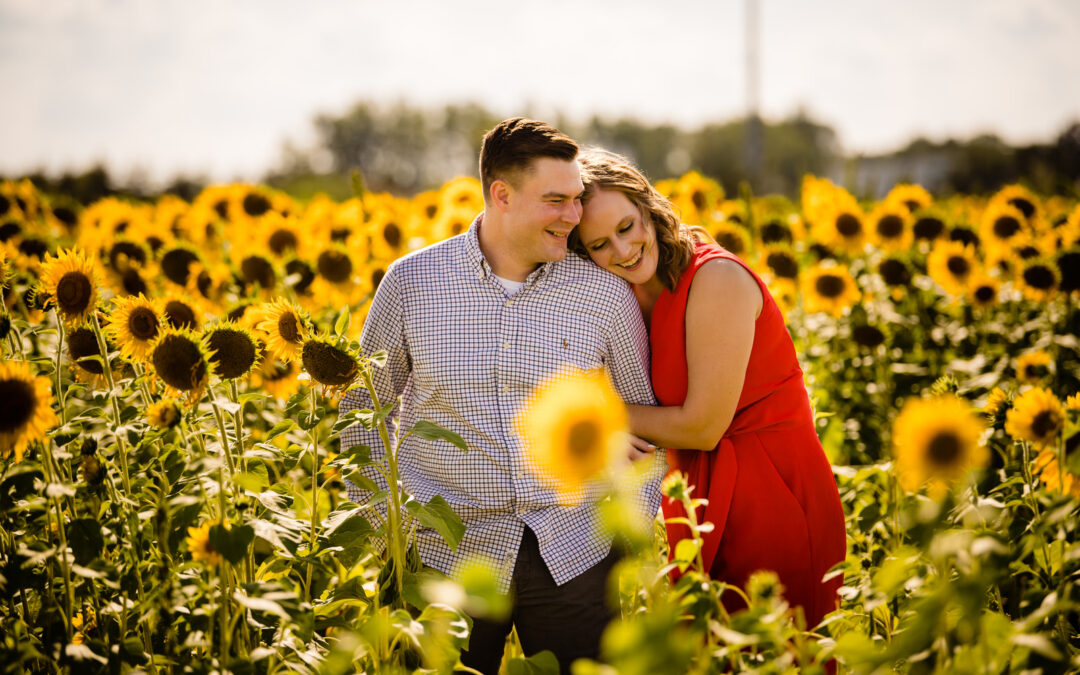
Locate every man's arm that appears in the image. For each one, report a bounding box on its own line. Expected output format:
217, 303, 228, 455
341, 262, 411, 514
602, 282, 656, 408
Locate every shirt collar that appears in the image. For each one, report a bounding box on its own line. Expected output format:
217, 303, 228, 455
465, 212, 556, 286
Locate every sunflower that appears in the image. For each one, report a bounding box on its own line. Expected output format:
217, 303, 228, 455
1034, 446, 1080, 497
878, 257, 913, 292
0, 359, 59, 462
67, 325, 108, 386
1067, 394, 1080, 412
757, 217, 794, 245
983, 387, 1010, 425
161, 295, 202, 331
990, 184, 1042, 226
927, 240, 979, 297
967, 273, 1000, 309
248, 298, 308, 362
979, 202, 1028, 252
1015, 351, 1052, 386
105, 295, 163, 362
439, 176, 485, 215
147, 398, 182, 429
150, 328, 212, 401
368, 214, 408, 260
1006, 387, 1065, 449
800, 262, 861, 317
710, 222, 751, 258
911, 213, 947, 244
516, 367, 628, 504
159, 246, 203, 287
811, 197, 866, 256
260, 212, 304, 258
867, 203, 914, 252
186, 522, 223, 567
236, 250, 278, 292
39, 248, 101, 328
300, 337, 359, 389
204, 321, 260, 380
430, 207, 475, 243
892, 395, 988, 497
1016, 259, 1059, 302
884, 183, 932, 214
762, 247, 799, 281
251, 356, 300, 401
768, 278, 798, 316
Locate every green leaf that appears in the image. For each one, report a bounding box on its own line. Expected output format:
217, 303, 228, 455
51, 427, 81, 447
265, 419, 296, 442
405, 495, 465, 552
236, 468, 270, 493
506, 650, 560, 675
334, 306, 351, 337
66, 519, 104, 565
409, 420, 468, 453
209, 523, 256, 565
238, 392, 268, 406
323, 508, 375, 566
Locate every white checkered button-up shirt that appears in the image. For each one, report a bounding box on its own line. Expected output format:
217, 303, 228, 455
342, 215, 665, 590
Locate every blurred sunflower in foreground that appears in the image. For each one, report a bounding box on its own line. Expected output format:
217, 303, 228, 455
892, 394, 988, 498
517, 368, 628, 504
0, 359, 59, 462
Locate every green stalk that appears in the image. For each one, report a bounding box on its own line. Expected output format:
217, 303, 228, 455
39, 440, 74, 639
305, 386, 320, 604
362, 367, 406, 602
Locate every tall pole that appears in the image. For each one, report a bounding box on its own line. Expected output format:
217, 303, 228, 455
745, 0, 763, 188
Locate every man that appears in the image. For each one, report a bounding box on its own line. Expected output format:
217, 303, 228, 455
342, 118, 664, 673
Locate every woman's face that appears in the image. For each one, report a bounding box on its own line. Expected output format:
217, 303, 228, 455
577, 188, 659, 285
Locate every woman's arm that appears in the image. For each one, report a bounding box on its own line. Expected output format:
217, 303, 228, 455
628, 258, 762, 451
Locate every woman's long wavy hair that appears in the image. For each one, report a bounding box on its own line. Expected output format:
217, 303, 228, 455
571, 148, 699, 291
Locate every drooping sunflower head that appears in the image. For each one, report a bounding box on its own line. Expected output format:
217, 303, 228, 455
67, 324, 108, 386
0, 359, 59, 462
147, 398, 183, 430
516, 368, 629, 504
105, 294, 163, 362
149, 328, 212, 400
927, 240, 980, 297
1005, 387, 1065, 449
248, 298, 309, 362
300, 336, 359, 389
799, 262, 862, 317
159, 246, 203, 287
982, 387, 1011, 427
39, 248, 101, 327
204, 321, 260, 380
1015, 351, 1052, 386
892, 394, 988, 497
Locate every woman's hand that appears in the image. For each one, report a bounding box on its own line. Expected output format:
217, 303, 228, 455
627, 434, 658, 462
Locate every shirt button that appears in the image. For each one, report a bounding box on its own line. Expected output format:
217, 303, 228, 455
503, 387, 509, 393
502, 342, 509, 349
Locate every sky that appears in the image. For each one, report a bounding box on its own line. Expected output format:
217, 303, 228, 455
2, 0, 1079, 185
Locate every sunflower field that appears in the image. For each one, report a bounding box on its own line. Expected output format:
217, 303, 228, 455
1, 171, 1079, 674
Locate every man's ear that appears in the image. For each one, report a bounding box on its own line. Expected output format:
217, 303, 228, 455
489, 179, 512, 213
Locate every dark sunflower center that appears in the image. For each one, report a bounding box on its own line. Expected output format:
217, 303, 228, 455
207, 329, 258, 379
877, 215, 904, 239
766, 252, 799, 279
0, 377, 36, 433
113, 220, 129, 234
242, 193, 271, 217
760, 221, 792, 244
56, 271, 93, 316
691, 189, 707, 211
1007, 197, 1035, 219
0, 221, 21, 242
716, 232, 745, 255
974, 285, 995, 303
53, 206, 77, 227
196, 270, 212, 298
836, 213, 862, 238
949, 228, 979, 247
0, 195, 8, 217
68, 327, 103, 374
152, 334, 207, 391
567, 419, 602, 460
109, 241, 147, 272
227, 304, 251, 322
1031, 410, 1061, 440
268, 229, 299, 255
450, 220, 466, 236
161, 248, 199, 286
903, 199, 921, 213
18, 238, 49, 260
330, 227, 351, 242
383, 222, 402, 248
913, 217, 945, 240
213, 200, 229, 220
852, 325, 885, 348
927, 432, 962, 467
240, 255, 275, 289
371, 268, 385, 291
301, 341, 358, 386
127, 306, 158, 341
425, 204, 438, 219
946, 256, 971, 278
815, 274, 846, 299
146, 236, 164, 253
1022, 265, 1055, 290
1017, 246, 1039, 260
993, 216, 1021, 240
164, 300, 196, 329
317, 250, 353, 283
278, 312, 301, 344
1058, 252, 1080, 292
285, 259, 315, 294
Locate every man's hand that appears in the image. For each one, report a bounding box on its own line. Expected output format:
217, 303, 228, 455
627, 434, 658, 462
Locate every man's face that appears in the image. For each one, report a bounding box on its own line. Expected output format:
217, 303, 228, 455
501, 157, 584, 268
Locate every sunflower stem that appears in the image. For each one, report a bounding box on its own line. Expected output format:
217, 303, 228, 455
39, 440, 75, 640
305, 385, 319, 605
51, 310, 68, 427
228, 379, 248, 475
362, 366, 406, 603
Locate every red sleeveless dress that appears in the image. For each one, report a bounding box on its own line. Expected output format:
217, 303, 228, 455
652, 243, 846, 627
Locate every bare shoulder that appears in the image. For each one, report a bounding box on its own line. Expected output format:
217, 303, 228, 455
689, 258, 763, 318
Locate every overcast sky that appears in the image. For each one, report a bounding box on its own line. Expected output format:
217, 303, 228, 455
2, 0, 1079, 185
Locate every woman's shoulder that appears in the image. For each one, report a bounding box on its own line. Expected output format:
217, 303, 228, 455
688, 252, 764, 319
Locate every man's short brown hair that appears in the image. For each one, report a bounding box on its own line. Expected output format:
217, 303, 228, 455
479, 118, 578, 201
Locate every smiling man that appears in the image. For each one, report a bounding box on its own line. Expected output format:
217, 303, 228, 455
342, 118, 665, 674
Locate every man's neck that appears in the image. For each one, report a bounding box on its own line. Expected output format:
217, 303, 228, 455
476, 212, 537, 282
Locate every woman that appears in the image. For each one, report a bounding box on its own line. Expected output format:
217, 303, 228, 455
572, 149, 846, 628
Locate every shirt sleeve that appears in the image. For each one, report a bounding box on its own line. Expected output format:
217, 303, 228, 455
341, 262, 412, 524
603, 282, 658, 407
